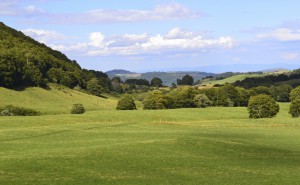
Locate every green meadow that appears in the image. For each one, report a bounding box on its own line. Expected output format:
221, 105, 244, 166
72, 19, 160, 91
0, 87, 299, 185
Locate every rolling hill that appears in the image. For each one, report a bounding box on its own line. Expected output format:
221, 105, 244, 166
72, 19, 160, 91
0, 84, 117, 115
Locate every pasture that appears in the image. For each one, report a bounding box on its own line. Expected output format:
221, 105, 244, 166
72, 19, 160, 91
1, 102, 299, 185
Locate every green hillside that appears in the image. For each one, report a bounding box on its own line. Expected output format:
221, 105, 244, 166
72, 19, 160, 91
0, 84, 117, 115
200, 73, 263, 86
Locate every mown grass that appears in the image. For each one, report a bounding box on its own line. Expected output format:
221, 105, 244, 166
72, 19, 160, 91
0, 85, 117, 114
0, 103, 299, 185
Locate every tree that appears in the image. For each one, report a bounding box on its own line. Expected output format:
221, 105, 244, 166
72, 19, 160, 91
290, 86, 300, 101
177, 74, 194, 85
247, 95, 279, 119
151, 77, 163, 87
249, 86, 271, 96
71, 104, 85, 114
236, 87, 250, 107
217, 84, 239, 107
86, 78, 103, 96
270, 84, 292, 102
194, 94, 212, 108
143, 91, 167, 110
116, 94, 136, 110
289, 97, 300, 117
169, 87, 197, 108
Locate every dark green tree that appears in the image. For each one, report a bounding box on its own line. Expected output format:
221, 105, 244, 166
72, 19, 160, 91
236, 87, 250, 107
247, 95, 279, 118
177, 74, 194, 85
151, 77, 163, 87
270, 84, 292, 102
116, 94, 136, 110
87, 78, 103, 96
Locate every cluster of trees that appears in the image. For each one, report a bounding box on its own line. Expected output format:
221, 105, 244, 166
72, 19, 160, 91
234, 70, 300, 88
116, 83, 300, 119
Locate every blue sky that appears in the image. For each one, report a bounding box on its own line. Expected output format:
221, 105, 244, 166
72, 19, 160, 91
1, 0, 300, 72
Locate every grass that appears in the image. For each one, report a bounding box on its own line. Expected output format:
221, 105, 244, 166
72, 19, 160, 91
0, 84, 117, 114
200, 74, 263, 86
1, 102, 299, 185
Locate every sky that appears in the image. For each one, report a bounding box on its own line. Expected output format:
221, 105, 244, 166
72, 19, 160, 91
1, 0, 300, 73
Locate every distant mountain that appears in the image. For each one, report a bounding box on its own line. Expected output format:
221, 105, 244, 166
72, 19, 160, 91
106, 70, 217, 86
106, 69, 136, 75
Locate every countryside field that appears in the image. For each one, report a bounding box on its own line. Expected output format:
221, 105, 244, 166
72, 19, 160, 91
1, 89, 299, 185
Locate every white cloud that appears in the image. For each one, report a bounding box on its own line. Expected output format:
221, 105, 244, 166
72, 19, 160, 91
89, 32, 105, 47
50, 28, 234, 57
258, 28, 300, 41
22, 29, 66, 44
51, 3, 202, 24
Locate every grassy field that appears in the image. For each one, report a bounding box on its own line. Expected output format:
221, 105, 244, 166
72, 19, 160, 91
1, 101, 299, 184
0, 85, 117, 114
200, 74, 263, 86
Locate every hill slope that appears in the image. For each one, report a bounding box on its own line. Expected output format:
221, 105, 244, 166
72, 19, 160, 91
0, 84, 117, 114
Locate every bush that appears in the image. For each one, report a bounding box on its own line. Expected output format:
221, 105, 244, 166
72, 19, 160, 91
290, 86, 300, 101
0, 105, 40, 116
289, 98, 300, 117
143, 91, 167, 110
247, 95, 279, 119
71, 104, 85, 114
194, 94, 212, 108
116, 94, 136, 110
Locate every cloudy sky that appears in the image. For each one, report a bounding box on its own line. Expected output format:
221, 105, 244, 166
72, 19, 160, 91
1, 0, 300, 72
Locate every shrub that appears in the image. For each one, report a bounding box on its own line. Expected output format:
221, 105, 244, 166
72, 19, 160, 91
290, 86, 300, 101
194, 94, 212, 108
71, 104, 85, 114
247, 95, 279, 119
289, 98, 300, 117
143, 91, 167, 110
0, 105, 40, 116
116, 94, 136, 110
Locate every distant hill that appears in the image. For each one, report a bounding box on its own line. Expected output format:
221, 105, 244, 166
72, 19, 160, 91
106, 69, 136, 75
106, 70, 217, 86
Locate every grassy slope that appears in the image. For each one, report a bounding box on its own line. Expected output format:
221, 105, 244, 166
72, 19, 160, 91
0, 103, 299, 185
200, 74, 262, 86
0, 85, 117, 114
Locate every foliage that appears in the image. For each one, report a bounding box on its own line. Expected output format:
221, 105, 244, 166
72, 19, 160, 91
169, 87, 197, 108
0, 22, 111, 90
290, 86, 300, 101
0, 105, 40, 116
250, 86, 271, 96
151, 77, 163, 87
143, 91, 167, 110
177, 74, 194, 85
270, 84, 292, 102
116, 94, 137, 110
236, 87, 250, 106
247, 95, 279, 118
87, 78, 103, 96
194, 94, 212, 108
71, 104, 85, 114
289, 97, 300, 117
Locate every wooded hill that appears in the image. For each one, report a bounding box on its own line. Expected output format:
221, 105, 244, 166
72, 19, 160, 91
0, 22, 111, 92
